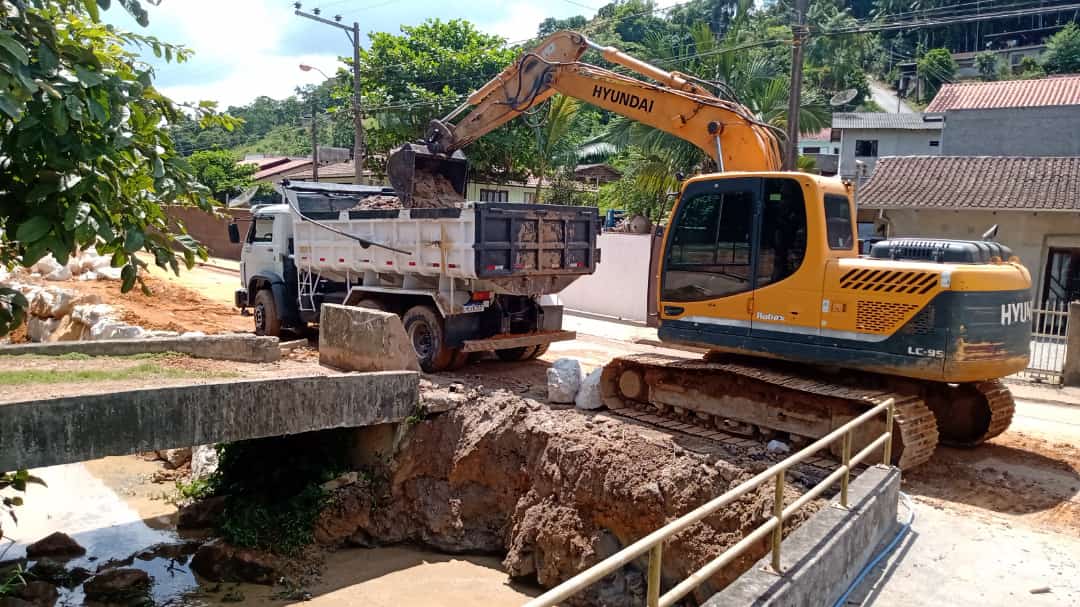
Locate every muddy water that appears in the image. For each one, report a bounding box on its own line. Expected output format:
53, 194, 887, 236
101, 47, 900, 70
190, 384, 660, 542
4, 457, 537, 606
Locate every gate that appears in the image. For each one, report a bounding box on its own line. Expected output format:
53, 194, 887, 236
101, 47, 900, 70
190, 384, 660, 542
1015, 300, 1069, 384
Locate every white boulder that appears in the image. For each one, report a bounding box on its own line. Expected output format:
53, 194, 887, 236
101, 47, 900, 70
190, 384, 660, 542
27, 317, 61, 342
547, 357, 583, 404
575, 367, 604, 410
191, 445, 220, 481
71, 303, 114, 326
44, 266, 72, 281
89, 320, 146, 340
31, 255, 61, 276
766, 440, 790, 454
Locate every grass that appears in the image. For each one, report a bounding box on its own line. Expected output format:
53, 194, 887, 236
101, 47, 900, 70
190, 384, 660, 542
0, 361, 236, 386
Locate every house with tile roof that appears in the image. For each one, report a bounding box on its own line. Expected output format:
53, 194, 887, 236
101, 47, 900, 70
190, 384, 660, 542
858, 156, 1080, 307
930, 76, 1080, 157
831, 113, 944, 181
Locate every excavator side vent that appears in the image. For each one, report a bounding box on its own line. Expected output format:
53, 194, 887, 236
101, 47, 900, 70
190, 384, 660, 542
855, 300, 920, 334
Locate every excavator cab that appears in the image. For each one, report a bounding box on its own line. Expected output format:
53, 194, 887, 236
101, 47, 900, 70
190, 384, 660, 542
386, 142, 468, 207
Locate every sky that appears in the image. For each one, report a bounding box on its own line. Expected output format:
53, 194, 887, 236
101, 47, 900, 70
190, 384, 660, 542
105, 0, 684, 109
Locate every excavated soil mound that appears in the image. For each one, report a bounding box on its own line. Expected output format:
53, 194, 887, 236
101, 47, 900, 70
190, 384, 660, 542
315, 386, 820, 606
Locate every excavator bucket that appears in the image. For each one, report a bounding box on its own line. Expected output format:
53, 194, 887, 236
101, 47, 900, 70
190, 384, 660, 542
386, 142, 468, 207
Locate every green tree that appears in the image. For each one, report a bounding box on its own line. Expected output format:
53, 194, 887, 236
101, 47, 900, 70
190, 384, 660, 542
1017, 55, 1046, 79
0, 0, 237, 337
1043, 23, 1080, 75
341, 18, 537, 180
187, 150, 262, 202
538, 15, 588, 38
917, 48, 956, 102
975, 52, 999, 81
530, 95, 582, 199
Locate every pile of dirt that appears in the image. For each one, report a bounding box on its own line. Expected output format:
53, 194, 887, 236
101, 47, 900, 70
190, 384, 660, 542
353, 195, 404, 210
409, 172, 464, 209
315, 388, 819, 606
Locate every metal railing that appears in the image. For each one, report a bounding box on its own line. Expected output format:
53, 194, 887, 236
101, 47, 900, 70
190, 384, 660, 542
1016, 300, 1069, 385
522, 399, 896, 607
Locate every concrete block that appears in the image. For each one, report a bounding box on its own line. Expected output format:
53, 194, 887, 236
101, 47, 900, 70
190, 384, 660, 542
703, 466, 901, 607
0, 334, 281, 363
0, 371, 419, 471
319, 304, 419, 372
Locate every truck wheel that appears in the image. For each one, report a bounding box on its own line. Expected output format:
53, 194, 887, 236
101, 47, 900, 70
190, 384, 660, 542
402, 305, 457, 372
530, 343, 550, 359
253, 289, 281, 337
354, 298, 386, 312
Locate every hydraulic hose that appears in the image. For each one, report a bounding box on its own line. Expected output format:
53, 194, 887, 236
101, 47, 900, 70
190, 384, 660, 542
831, 491, 916, 607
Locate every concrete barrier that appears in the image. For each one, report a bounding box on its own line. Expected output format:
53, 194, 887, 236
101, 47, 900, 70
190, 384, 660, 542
703, 466, 901, 607
319, 304, 419, 372
0, 372, 418, 471
0, 334, 280, 363
1063, 302, 1080, 387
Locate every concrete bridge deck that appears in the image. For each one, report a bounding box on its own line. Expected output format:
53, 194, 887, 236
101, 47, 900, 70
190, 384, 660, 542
0, 372, 418, 471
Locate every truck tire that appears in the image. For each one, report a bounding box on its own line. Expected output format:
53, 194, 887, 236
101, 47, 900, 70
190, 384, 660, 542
354, 298, 386, 312
531, 343, 550, 358
402, 305, 458, 372
496, 346, 538, 362
253, 289, 281, 337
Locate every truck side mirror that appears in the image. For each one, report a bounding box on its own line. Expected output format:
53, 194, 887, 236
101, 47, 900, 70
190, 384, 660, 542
227, 223, 241, 244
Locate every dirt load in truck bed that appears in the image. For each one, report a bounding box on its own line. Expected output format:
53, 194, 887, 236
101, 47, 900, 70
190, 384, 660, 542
352, 172, 464, 210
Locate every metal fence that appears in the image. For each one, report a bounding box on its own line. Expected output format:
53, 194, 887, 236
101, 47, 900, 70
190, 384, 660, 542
1016, 300, 1070, 385
521, 400, 896, 607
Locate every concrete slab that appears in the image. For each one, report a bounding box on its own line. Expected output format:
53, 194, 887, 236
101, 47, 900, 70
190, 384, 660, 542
0, 334, 281, 363
319, 304, 419, 372
0, 372, 418, 471
705, 466, 900, 607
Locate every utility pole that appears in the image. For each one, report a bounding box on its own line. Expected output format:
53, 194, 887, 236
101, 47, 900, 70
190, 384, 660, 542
311, 94, 320, 182
784, 0, 809, 171
294, 4, 365, 184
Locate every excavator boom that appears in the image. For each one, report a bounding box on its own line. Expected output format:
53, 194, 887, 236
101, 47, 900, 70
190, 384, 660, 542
388, 30, 782, 197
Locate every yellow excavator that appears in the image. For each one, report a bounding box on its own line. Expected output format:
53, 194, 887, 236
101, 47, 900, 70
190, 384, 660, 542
387, 31, 1032, 468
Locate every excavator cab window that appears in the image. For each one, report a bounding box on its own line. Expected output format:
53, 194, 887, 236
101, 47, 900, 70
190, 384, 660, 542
662, 177, 809, 302
757, 179, 807, 287
824, 194, 855, 250
662, 179, 756, 302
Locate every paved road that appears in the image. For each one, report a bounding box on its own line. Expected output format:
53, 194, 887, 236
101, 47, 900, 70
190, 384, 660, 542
843, 495, 1080, 606
868, 80, 915, 113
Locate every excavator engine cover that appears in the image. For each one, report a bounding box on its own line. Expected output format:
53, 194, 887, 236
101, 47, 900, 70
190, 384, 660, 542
386, 142, 468, 207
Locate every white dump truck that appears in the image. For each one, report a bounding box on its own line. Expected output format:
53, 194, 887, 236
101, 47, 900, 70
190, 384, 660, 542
229, 181, 600, 371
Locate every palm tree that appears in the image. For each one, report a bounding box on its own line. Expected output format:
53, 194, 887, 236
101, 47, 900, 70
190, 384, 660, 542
530, 94, 581, 199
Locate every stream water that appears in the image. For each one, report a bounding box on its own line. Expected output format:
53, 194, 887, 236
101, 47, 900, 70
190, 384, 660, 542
3, 457, 538, 606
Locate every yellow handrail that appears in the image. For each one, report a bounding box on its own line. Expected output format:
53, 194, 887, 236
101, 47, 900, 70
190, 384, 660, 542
522, 398, 896, 607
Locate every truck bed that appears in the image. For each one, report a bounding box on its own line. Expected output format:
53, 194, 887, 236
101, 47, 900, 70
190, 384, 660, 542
293, 202, 600, 295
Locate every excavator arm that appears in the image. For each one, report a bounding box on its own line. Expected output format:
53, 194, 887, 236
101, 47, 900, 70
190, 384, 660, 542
424, 30, 782, 172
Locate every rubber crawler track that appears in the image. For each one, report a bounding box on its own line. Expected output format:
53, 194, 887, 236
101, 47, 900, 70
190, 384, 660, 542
601, 353, 940, 470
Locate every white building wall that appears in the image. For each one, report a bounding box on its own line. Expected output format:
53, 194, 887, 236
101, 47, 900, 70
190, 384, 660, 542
558, 233, 653, 322
839, 129, 943, 179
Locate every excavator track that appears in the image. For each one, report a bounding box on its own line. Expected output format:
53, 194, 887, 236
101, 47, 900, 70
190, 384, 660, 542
933, 378, 1015, 447
601, 353, 940, 470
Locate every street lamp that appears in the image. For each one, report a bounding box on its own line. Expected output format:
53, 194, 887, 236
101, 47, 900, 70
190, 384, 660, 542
299, 63, 330, 80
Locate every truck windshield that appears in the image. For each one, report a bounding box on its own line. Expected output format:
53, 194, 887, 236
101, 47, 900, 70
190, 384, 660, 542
251, 217, 274, 243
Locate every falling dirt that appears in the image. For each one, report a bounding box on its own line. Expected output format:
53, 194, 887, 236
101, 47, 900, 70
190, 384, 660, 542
315, 383, 822, 606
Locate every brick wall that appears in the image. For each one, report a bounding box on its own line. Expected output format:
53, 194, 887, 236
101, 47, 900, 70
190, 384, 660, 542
165, 206, 251, 261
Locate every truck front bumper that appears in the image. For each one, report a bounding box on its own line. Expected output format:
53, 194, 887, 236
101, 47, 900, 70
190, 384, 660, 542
235, 288, 249, 309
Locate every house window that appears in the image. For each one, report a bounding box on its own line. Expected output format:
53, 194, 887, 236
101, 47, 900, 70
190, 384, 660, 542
523, 191, 537, 204
830, 130, 841, 142
929, 140, 940, 147
802, 146, 821, 154
854, 140, 878, 157
833, 147, 840, 154
824, 195, 855, 250
479, 189, 509, 202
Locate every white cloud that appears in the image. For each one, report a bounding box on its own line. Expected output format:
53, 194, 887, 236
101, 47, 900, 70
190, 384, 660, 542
477, 1, 550, 44
136, 0, 345, 106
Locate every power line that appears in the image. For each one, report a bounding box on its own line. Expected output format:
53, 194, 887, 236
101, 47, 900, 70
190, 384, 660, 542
821, 2, 1080, 36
